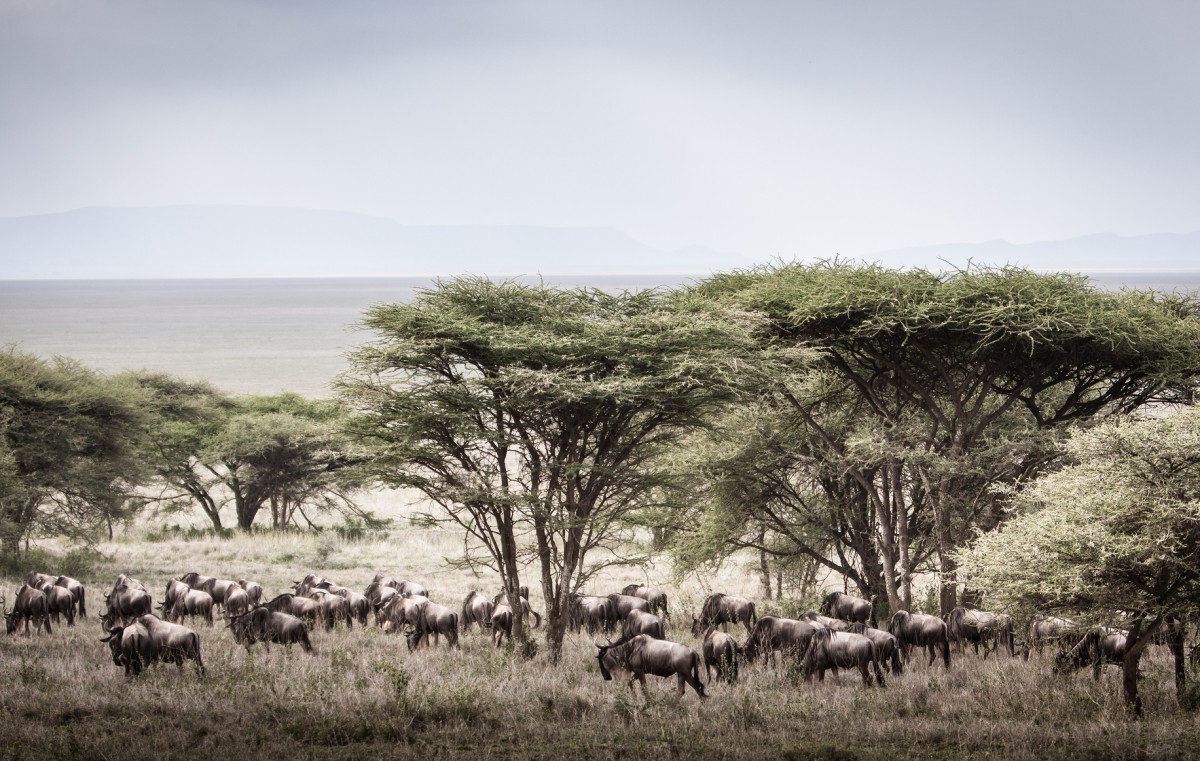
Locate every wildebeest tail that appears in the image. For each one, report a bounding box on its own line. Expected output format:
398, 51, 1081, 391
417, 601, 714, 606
890, 645, 904, 675
78, 587, 86, 618
748, 602, 757, 626
691, 651, 706, 694
941, 635, 951, 668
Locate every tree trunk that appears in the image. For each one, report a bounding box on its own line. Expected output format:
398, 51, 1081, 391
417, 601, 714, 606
758, 528, 773, 600
892, 462, 914, 609
1122, 617, 1163, 717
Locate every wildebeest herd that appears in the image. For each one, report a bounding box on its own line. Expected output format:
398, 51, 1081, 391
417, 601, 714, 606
3, 572, 1144, 699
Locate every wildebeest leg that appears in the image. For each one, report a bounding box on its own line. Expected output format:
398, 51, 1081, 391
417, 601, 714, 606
676, 673, 686, 698
859, 661, 871, 686
927, 643, 937, 667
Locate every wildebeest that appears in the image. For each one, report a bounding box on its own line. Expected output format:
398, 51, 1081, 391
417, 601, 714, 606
622, 609, 666, 640
137, 614, 205, 675
100, 620, 156, 676
223, 584, 251, 619
461, 591, 495, 632
102, 577, 152, 627
200, 577, 238, 609
847, 622, 904, 675
620, 584, 669, 619
802, 611, 851, 631
819, 592, 876, 627
570, 594, 615, 635
37, 582, 75, 627
1025, 615, 1079, 659
4, 585, 53, 635
264, 593, 320, 627
887, 610, 951, 668
494, 590, 542, 628
404, 600, 460, 650
26, 571, 85, 618
229, 607, 313, 654
371, 574, 429, 598
607, 593, 652, 623
596, 633, 707, 699
489, 600, 514, 647
946, 607, 1014, 659
237, 579, 264, 606
694, 593, 757, 636
741, 616, 819, 666
802, 627, 885, 687
163, 587, 214, 626
701, 627, 740, 683
365, 580, 399, 626
1055, 627, 1128, 680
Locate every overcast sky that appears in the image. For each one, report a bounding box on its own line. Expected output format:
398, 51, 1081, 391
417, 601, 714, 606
1, 0, 1196, 260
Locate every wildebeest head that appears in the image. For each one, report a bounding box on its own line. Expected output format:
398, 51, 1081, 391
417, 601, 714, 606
100, 626, 127, 665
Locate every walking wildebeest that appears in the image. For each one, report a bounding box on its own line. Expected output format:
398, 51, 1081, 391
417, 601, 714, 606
1055, 627, 1128, 680
137, 614, 205, 675
621, 584, 670, 619
404, 600, 460, 650
371, 574, 429, 598
1025, 615, 1078, 659
701, 626, 740, 683
848, 622, 904, 675
820, 592, 876, 627
223, 584, 251, 619
622, 609, 666, 640
802, 611, 851, 631
495, 590, 542, 628
27, 571, 85, 618
946, 607, 1014, 659
4, 585, 53, 635
162, 587, 214, 626
570, 594, 615, 635
237, 579, 264, 605
264, 593, 320, 627
229, 607, 313, 654
694, 593, 757, 636
888, 610, 951, 668
102, 578, 152, 627
100, 620, 157, 677
802, 627, 885, 687
461, 591, 495, 632
607, 593, 652, 623
741, 616, 819, 666
596, 633, 707, 699
37, 581, 75, 627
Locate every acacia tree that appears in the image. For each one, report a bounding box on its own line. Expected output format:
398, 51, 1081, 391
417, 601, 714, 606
696, 263, 1200, 613
958, 410, 1200, 714
0, 349, 146, 555
339, 278, 779, 661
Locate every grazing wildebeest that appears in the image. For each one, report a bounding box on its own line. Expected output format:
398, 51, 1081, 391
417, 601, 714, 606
100, 620, 157, 677
223, 584, 251, 619
37, 582, 75, 627
489, 600, 514, 647
179, 572, 211, 593
694, 593, 757, 636
701, 627, 740, 683
596, 633, 707, 699
461, 591, 495, 632
1025, 615, 1079, 659
1055, 628, 1128, 680
264, 593, 320, 627
229, 607, 313, 654
102, 579, 152, 627
304, 589, 353, 630
494, 590, 542, 628
137, 614, 205, 675
570, 594, 615, 635
237, 579, 264, 606
848, 622, 904, 675
946, 607, 1014, 659
163, 588, 214, 626
802, 627, 885, 687
404, 600, 460, 650
820, 592, 876, 627
200, 577, 238, 609
741, 616, 819, 666
802, 612, 851, 631
622, 609, 666, 640
607, 593, 652, 623
4, 585, 53, 635
332, 588, 370, 627
27, 572, 86, 618
621, 584, 670, 619
365, 581, 399, 626
888, 610, 951, 668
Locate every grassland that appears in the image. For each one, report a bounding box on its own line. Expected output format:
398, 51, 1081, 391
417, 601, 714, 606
2, 491, 1198, 760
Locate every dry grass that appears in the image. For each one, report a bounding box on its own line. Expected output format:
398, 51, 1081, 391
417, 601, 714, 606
3, 493, 1199, 759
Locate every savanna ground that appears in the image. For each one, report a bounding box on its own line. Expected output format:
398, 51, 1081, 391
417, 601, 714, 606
2, 492, 1199, 760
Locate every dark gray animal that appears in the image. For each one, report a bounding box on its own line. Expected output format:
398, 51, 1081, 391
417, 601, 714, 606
802, 611, 851, 631
621, 584, 670, 619
489, 600, 514, 647
371, 574, 428, 598
100, 620, 157, 677
4, 585, 52, 635
622, 609, 666, 640
200, 577, 238, 609
494, 590, 542, 628
26, 571, 85, 618
102, 578, 153, 627
741, 616, 819, 665
820, 592, 876, 627
461, 590, 495, 632
848, 622, 904, 675
404, 600, 460, 650
701, 627, 740, 683
264, 593, 320, 627
237, 579, 264, 605
694, 593, 757, 636
37, 582, 76, 627
164, 588, 214, 626
596, 633, 707, 699
137, 614, 205, 674
946, 607, 1014, 659
308, 590, 352, 630
229, 607, 313, 653
802, 627, 885, 687
1055, 628, 1128, 679
888, 610, 951, 668
223, 584, 251, 619
607, 593, 652, 622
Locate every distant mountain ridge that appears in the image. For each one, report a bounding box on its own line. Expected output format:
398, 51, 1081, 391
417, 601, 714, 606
870, 231, 1200, 272
0, 205, 745, 279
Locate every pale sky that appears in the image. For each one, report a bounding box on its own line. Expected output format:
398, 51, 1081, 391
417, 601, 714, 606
1, 0, 1196, 261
